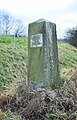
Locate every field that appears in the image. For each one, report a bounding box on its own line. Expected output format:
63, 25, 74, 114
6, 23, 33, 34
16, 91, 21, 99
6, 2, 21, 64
0, 36, 77, 120
0, 36, 77, 87
0, 36, 28, 87
58, 41, 77, 79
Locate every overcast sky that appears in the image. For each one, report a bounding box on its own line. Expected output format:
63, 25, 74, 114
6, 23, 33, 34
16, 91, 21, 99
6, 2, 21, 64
0, 0, 77, 38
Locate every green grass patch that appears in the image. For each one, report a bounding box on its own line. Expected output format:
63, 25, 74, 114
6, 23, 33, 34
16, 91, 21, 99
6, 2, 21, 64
0, 36, 28, 87
0, 36, 77, 87
58, 41, 77, 69
58, 41, 77, 79
0, 35, 28, 46
0, 109, 21, 120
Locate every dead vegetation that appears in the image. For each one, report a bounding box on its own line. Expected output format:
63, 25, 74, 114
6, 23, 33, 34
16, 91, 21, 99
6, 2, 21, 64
70, 67, 77, 88
0, 80, 77, 120
0, 67, 77, 120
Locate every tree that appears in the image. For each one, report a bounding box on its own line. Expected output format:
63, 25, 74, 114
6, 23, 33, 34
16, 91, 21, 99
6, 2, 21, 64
0, 11, 3, 35
65, 26, 77, 48
3, 12, 13, 35
0, 10, 13, 35
0, 10, 26, 37
12, 19, 26, 37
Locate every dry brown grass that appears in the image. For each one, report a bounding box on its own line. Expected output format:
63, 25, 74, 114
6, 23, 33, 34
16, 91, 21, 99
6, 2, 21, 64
1, 80, 76, 120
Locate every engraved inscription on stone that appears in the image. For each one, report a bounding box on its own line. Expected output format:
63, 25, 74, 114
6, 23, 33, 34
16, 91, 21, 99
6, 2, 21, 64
30, 34, 43, 47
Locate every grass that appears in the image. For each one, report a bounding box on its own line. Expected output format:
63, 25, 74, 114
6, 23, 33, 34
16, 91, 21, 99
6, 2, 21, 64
58, 41, 77, 69
0, 36, 77, 120
58, 41, 77, 79
0, 35, 28, 87
0, 35, 28, 45
0, 36, 77, 87
0, 109, 21, 120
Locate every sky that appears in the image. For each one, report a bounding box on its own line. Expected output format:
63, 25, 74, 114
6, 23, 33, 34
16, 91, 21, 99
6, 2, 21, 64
0, 0, 77, 39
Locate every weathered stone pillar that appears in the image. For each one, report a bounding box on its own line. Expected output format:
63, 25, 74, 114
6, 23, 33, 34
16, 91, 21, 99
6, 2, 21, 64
28, 19, 59, 89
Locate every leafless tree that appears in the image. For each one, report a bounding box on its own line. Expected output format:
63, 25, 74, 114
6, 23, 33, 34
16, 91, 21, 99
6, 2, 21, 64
0, 10, 26, 37
0, 10, 4, 35
65, 26, 77, 48
0, 10, 13, 35
12, 19, 26, 37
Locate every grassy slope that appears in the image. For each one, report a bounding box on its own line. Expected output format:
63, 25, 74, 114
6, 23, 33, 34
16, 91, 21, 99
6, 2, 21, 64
0, 36, 77, 87
58, 41, 77, 78
0, 36, 77, 120
0, 36, 28, 87
58, 41, 77, 69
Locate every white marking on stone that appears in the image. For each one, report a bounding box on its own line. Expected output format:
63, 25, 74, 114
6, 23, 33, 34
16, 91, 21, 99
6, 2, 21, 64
30, 34, 43, 47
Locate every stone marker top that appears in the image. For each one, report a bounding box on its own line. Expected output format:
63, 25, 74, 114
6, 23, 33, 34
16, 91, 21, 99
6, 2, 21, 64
36, 18, 49, 22
30, 18, 55, 24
